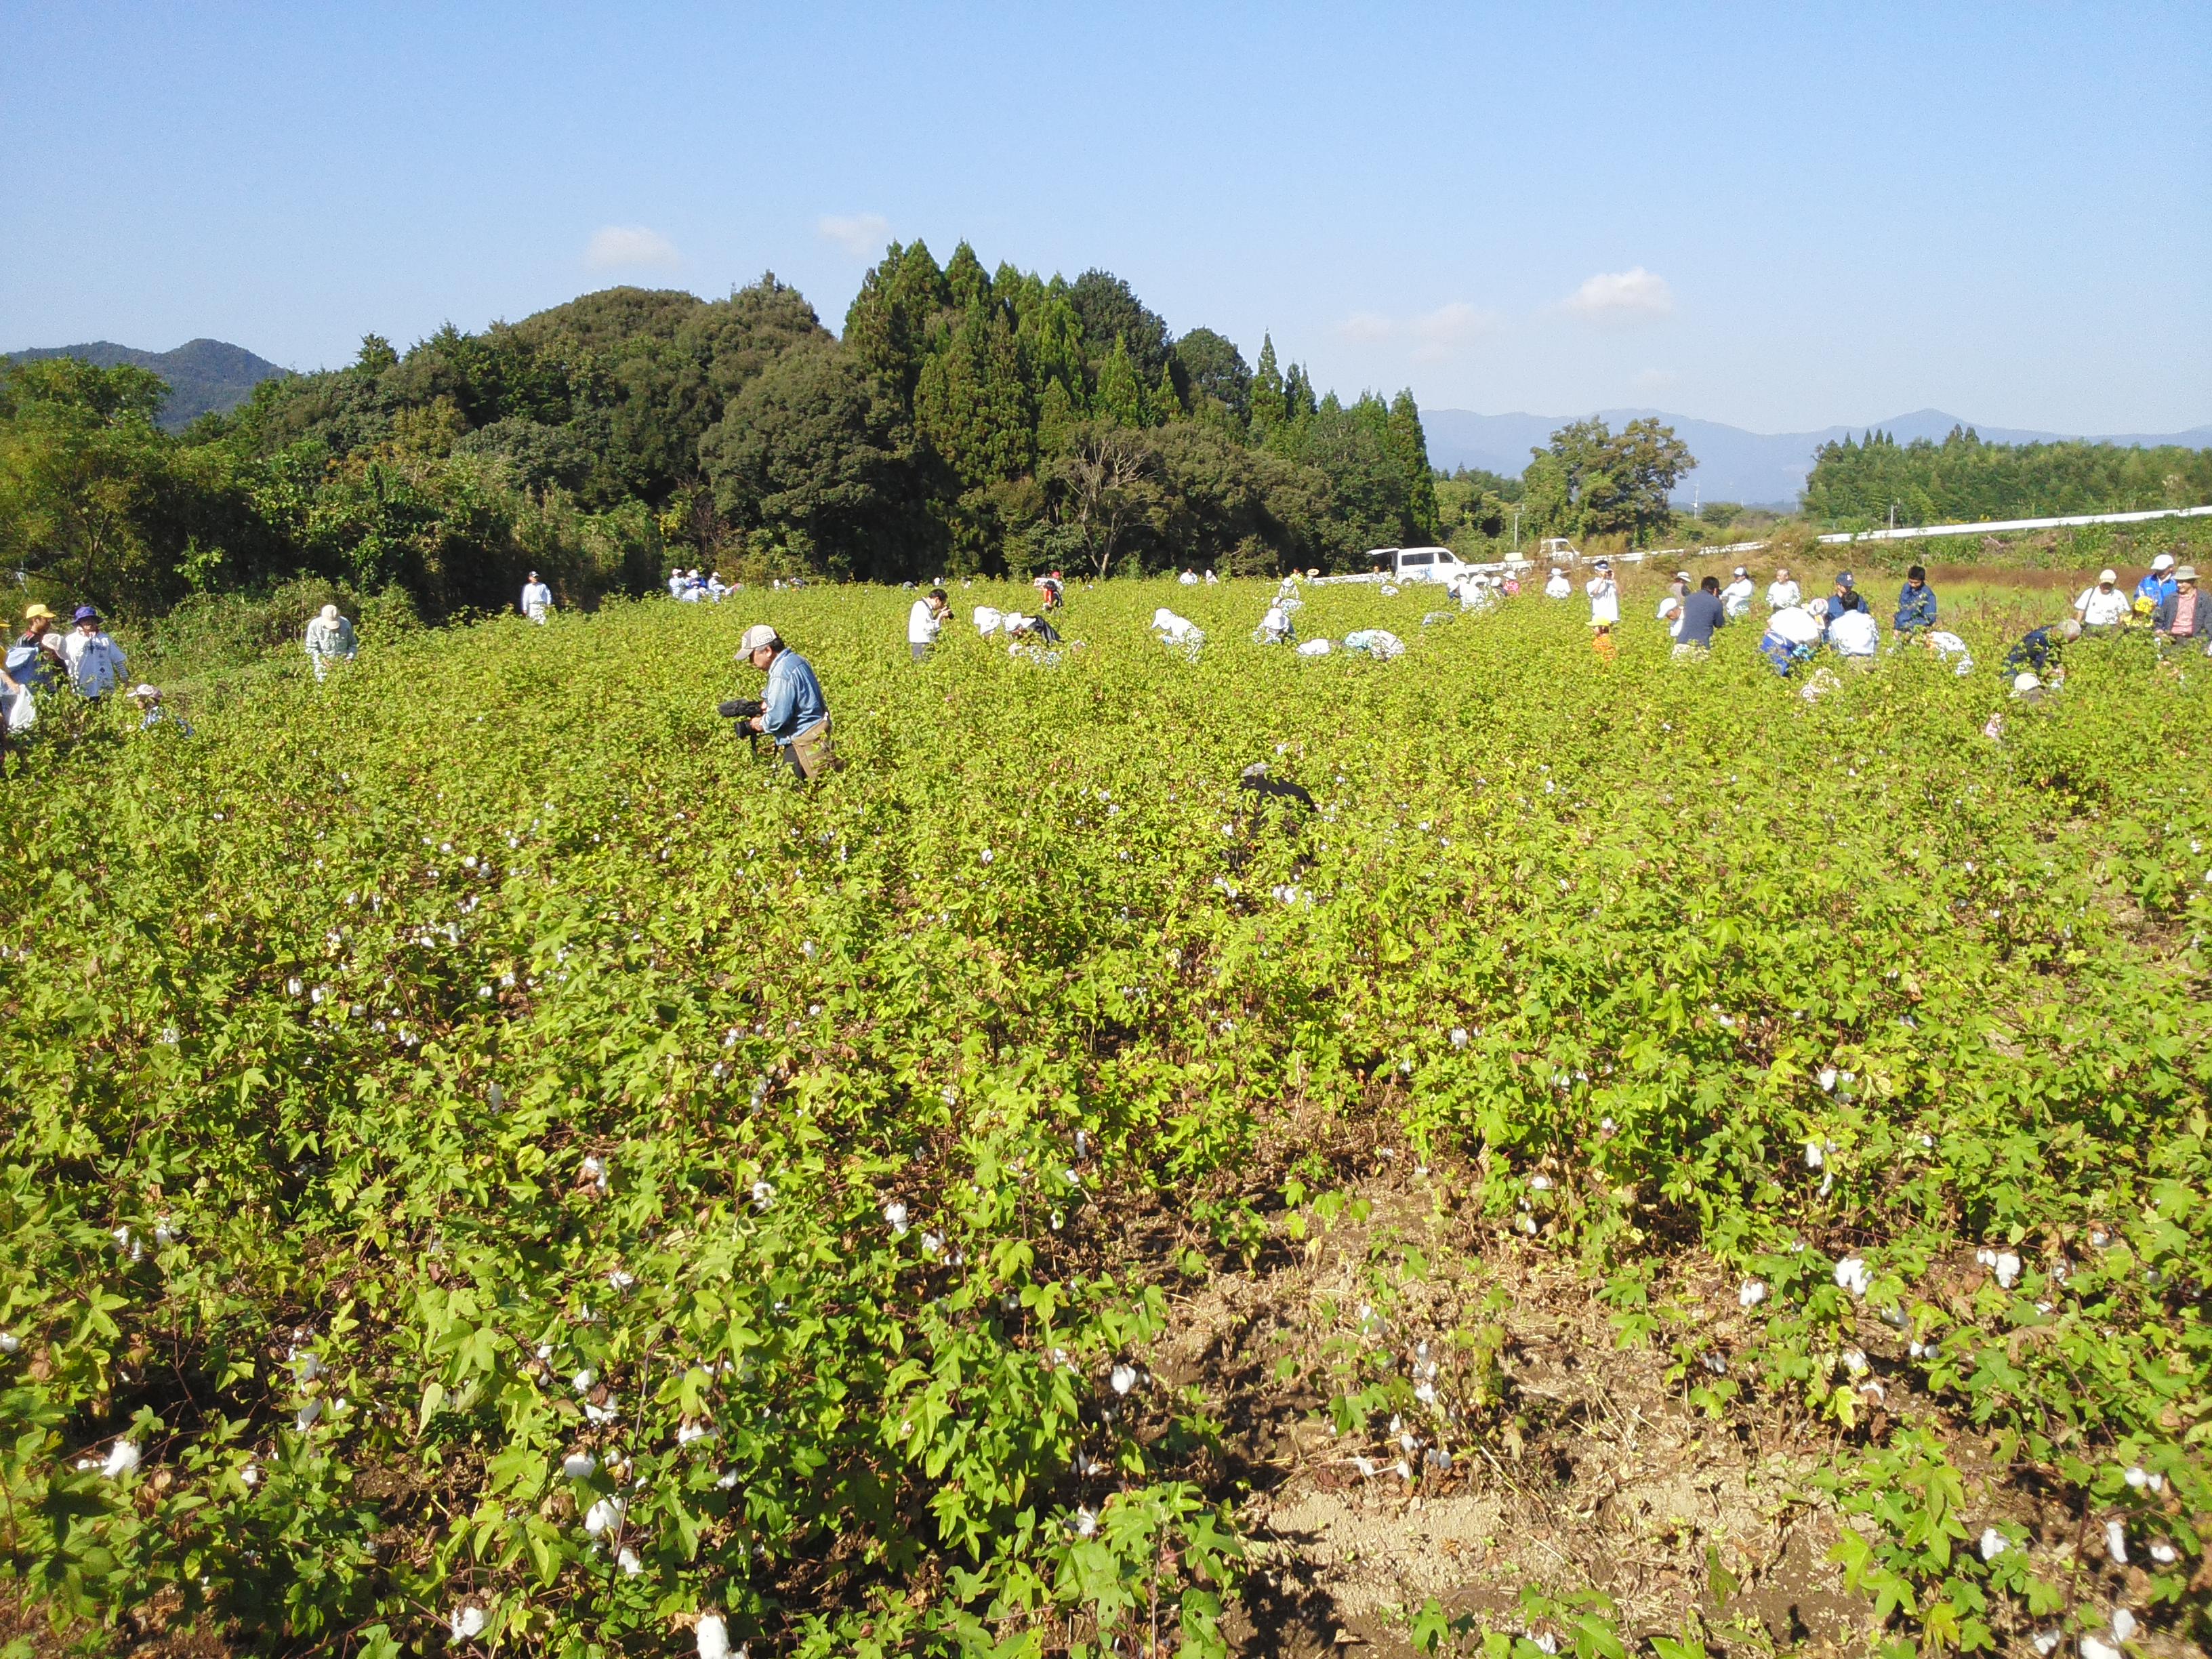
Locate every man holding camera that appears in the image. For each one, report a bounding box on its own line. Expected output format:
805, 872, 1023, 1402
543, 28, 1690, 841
733, 623, 837, 782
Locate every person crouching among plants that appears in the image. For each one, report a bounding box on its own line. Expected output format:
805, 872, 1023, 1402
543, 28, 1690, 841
736, 623, 838, 783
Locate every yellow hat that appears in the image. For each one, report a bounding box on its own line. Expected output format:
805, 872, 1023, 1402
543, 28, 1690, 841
22, 602, 56, 622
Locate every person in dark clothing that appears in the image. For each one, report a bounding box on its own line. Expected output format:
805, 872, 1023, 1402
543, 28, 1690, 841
1820, 572, 1870, 624
1893, 565, 1938, 636
2004, 618, 2082, 676
1673, 576, 1728, 657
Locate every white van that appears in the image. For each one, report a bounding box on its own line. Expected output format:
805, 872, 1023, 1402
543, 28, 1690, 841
1368, 546, 1472, 585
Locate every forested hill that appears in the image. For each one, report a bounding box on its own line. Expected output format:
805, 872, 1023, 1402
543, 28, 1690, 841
1803, 426, 2212, 527
4, 338, 288, 430
0, 245, 1443, 618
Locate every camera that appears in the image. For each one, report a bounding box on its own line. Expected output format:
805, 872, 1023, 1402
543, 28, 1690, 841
718, 698, 764, 722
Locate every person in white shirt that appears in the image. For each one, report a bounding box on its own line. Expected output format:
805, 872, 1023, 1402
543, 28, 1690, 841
1921, 629, 1973, 675
303, 604, 358, 680
1656, 573, 1689, 638
1721, 566, 1755, 619
1828, 605, 1880, 664
520, 571, 553, 623
908, 586, 949, 662
1585, 560, 1620, 626
668, 570, 688, 598
61, 607, 127, 699
2074, 569, 2130, 631
1178, 569, 1200, 586
1765, 568, 1801, 611
1203, 569, 1219, 584
1544, 568, 1571, 599
1257, 598, 1295, 644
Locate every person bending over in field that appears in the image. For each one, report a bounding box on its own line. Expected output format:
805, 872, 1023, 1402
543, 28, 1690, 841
2004, 617, 2081, 680
908, 587, 949, 662
304, 605, 358, 681
1759, 605, 1822, 676
1673, 576, 1727, 659
737, 624, 838, 783
1826, 600, 1880, 668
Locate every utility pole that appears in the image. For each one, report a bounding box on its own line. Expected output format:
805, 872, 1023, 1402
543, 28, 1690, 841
1511, 507, 1521, 555
1889, 501, 1898, 533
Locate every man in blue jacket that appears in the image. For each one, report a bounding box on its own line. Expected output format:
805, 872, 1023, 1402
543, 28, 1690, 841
738, 623, 838, 782
1820, 572, 1870, 625
1893, 565, 1938, 637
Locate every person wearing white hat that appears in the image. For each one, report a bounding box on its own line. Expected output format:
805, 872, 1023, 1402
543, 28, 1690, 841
1543, 567, 1571, 600
2154, 565, 2204, 645
520, 571, 554, 623
1765, 567, 1801, 611
1721, 565, 1755, 619
2009, 670, 2047, 703
128, 683, 192, 735
2133, 553, 2177, 619
736, 623, 836, 781
304, 604, 358, 680
2074, 569, 2129, 631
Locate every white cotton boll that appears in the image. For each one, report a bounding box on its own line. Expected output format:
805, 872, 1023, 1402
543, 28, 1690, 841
884, 1201, 909, 1237
1739, 1279, 1767, 1308
2082, 1638, 2121, 1659
1526, 1635, 1559, 1656
449, 1605, 488, 1640
1993, 1252, 2021, 1288
1835, 1258, 1872, 1297
618, 1547, 643, 1576
1818, 1068, 1838, 1092
572, 1369, 596, 1393
696, 1612, 731, 1659
1073, 1506, 1098, 1538
583, 1495, 626, 1535
677, 1422, 712, 1446
1529, 1175, 1553, 1191
2123, 1465, 2148, 1489
608, 1271, 635, 1291
920, 1231, 942, 1256
0, 1332, 20, 1355
295, 1399, 323, 1431
585, 1398, 619, 1424
2111, 1609, 2137, 1642
2149, 1540, 2177, 1564
1515, 1214, 1538, 1235
286, 977, 304, 997
562, 1451, 596, 1479
102, 1440, 142, 1479
750, 1181, 773, 1211
978, 848, 993, 865
1840, 1347, 1869, 1378
1110, 1364, 1139, 1395
1978, 1527, 2007, 1561
1804, 1141, 1825, 1169
1414, 1380, 1437, 1404
239, 1459, 259, 1486
2105, 1519, 2128, 1564
1450, 1027, 1469, 1048
2030, 1634, 2059, 1657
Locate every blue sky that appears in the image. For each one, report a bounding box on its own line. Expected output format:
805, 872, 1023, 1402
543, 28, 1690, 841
5, 1, 2206, 433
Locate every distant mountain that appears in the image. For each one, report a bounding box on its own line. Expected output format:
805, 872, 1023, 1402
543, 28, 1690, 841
3, 339, 289, 431
1423, 406, 2212, 508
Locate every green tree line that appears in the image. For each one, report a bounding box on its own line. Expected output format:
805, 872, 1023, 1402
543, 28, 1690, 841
1804, 426, 2212, 527
0, 246, 1448, 616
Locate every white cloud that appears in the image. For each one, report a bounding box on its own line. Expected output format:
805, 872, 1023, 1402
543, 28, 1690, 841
817, 213, 892, 259
1410, 302, 1502, 361
1335, 302, 1501, 359
583, 226, 681, 271
1559, 266, 1674, 323
1631, 367, 1679, 392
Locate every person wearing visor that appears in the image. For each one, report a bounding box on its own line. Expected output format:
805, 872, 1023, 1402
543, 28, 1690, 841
737, 623, 838, 782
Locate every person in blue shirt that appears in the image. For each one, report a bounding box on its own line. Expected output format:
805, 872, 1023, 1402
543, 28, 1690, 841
2004, 617, 2081, 677
1819, 572, 1870, 625
1893, 565, 1938, 636
737, 623, 837, 782
2133, 554, 2177, 621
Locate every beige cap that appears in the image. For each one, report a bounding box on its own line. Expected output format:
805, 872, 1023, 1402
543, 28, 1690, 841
2012, 671, 2042, 694
739, 624, 781, 654
2176, 565, 2198, 582
2099, 568, 2117, 583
